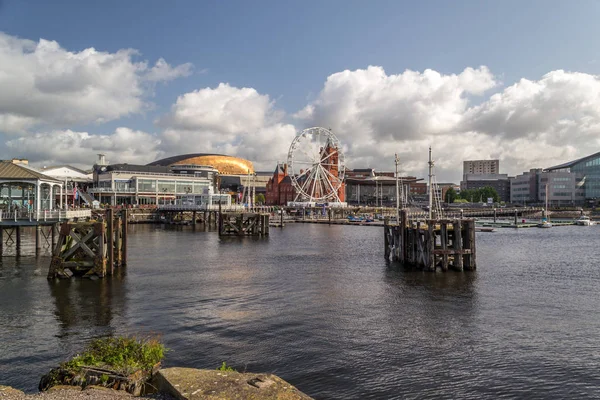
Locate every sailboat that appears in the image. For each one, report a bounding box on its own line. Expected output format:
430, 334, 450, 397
538, 184, 552, 228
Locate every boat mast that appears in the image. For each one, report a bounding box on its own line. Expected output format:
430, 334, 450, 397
395, 153, 400, 223
428, 147, 433, 220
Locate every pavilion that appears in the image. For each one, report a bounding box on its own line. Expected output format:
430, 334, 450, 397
0, 161, 64, 217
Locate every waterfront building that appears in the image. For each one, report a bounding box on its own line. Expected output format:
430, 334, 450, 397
265, 163, 296, 205
510, 168, 585, 206
463, 159, 499, 180
344, 175, 421, 206
545, 151, 600, 205
149, 153, 255, 175
461, 173, 511, 202
90, 160, 229, 206
0, 160, 64, 212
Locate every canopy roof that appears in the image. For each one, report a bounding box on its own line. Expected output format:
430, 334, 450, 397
0, 161, 62, 183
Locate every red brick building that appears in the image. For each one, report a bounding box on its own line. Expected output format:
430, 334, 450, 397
265, 163, 296, 205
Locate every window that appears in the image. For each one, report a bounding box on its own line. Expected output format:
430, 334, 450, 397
138, 179, 155, 192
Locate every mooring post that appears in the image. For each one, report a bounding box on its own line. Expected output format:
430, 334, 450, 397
514, 209, 518, 226
0, 227, 3, 256
280, 209, 284, 227
384, 217, 390, 260
453, 219, 463, 271
400, 210, 408, 263
35, 225, 41, 255
426, 221, 435, 271
441, 222, 448, 271
121, 209, 128, 266
328, 208, 332, 225
51, 223, 56, 249
16, 226, 21, 256
115, 213, 122, 268
107, 208, 114, 275
493, 208, 497, 223
466, 219, 476, 270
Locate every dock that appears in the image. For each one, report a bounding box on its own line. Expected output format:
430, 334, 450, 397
384, 210, 476, 271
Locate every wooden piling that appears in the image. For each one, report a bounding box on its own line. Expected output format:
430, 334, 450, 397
35, 225, 41, 255
16, 226, 21, 256
384, 214, 476, 272
107, 208, 114, 276
122, 209, 128, 266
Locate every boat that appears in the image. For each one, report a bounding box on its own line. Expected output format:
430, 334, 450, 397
538, 219, 553, 228
575, 215, 595, 226
537, 184, 552, 228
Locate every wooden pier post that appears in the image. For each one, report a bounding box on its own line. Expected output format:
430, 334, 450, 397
107, 208, 114, 275
16, 226, 21, 256
426, 221, 435, 271
121, 209, 128, 266
35, 225, 41, 255
0, 227, 3, 256
384, 217, 390, 260
328, 208, 332, 225
514, 209, 518, 226
440, 222, 448, 271
453, 219, 463, 271
51, 223, 57, 249
493, 208, 497, 223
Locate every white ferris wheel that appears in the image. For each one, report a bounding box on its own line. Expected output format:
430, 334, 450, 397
287, 127, 346, 203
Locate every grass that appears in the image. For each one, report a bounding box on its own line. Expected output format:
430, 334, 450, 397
217, 362, 236, 372
62, 336, 166, 376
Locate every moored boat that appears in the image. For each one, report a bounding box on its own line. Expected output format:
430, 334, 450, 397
575, 215, 595, 226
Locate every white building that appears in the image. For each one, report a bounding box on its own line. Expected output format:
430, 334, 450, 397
90, 163, 231, 206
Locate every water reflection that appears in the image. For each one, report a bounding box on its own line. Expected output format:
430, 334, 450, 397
48, 271, 127, 338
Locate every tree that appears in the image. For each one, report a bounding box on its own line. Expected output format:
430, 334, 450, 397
479, 186, 499, 203
445, 187, 457, 203
255, 193, 266, 204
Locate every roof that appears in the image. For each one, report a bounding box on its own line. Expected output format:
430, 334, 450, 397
148, 153, 229, 166
41, 165, 89, 175
0, 161, 62, 182
545, 151, 600, 171
103, 164, 170, 174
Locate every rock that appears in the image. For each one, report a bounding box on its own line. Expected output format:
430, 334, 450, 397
47, 385, 82, 392
0, 385, 24, 398
154, 368, 313, 400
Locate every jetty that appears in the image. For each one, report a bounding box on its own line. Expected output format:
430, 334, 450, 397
48, 209, 128, 279
384, 210, 476, 271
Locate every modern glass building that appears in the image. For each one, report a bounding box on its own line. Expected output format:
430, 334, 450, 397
546, 151, 600, 203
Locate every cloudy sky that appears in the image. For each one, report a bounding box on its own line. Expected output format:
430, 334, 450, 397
1, 0, 600, 182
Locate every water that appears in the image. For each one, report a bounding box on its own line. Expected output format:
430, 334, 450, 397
2, 224, 600, 399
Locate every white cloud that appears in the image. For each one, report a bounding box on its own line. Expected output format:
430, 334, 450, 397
4, 128, 162, 168
296, 66, 600, 181
145, 58, 193, 82
0, 31, 193, 133
295, 65, 497, 180
159, 83, 296, 169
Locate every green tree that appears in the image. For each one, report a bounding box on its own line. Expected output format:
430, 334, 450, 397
255, 193, 266, 204
479, 186, 499, 203
445, 187, 457, 203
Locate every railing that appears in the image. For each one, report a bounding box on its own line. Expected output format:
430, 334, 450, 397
88, 188, 136, 193
0, 209, 92, 222
157, 204, 245, 212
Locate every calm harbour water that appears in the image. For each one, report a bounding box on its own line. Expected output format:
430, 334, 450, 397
1, 223, 600, 399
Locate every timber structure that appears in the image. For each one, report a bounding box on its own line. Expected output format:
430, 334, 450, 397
218, 212, 270, 236
48, 209, 128, 279
384, 210, 476, 271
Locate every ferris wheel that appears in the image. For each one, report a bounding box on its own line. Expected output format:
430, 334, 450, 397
287, 127, 345, 203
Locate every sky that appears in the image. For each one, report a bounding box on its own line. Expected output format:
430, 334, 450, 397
1, 0, 600, 182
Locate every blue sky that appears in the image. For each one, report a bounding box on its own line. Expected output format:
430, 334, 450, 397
1, 0, 600, 180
